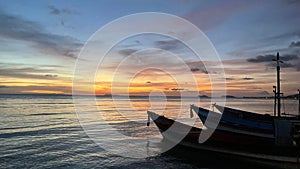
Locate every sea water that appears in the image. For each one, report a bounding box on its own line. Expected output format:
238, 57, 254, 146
0, 94, 298, 168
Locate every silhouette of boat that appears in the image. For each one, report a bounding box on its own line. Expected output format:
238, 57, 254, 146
190, 104, 274, 135
190, 53, 300, 147
147, 110, 300, 166
213, 104, 299, 121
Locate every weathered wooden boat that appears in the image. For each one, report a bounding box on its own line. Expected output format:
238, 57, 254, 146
192, 53, 300, 139
147, 110, 300, 167
212, 104, 299, 122
190, 104, 274, 135
147, 111, 300, 166
148, 110, 274, 146
191, 104, 300, 146
213, 103, 274, 122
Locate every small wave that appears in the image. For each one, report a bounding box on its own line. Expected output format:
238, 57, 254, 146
21, 102, 73, 105
0, 121, 75, 131
0, 125, 82, 138
0, 106, 11, 108
26, 112, 73, 116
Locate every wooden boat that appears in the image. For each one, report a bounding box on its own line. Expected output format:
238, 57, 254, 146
213, 104, 299, 122
213, 104, 274, 122
191, 103, 300, 139
192, 53, 300, 137
191, 104, 300, 146
148, 110, 274, 146
147, 110, 300, 166
190, 104, 274, 135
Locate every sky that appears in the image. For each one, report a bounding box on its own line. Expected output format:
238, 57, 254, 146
0, 0, 300, 97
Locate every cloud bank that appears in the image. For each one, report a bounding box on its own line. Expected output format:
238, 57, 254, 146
247, 54, 300, 71
0, 10, 82, 59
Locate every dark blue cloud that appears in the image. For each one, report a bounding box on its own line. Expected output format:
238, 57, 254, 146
118, 49, 138, 56
48, 5, 78, 15
0, 10, 82, 59
154, 39, 184, 50
247, 54, 299, 63
247, 54, 300, 71
289, 41, 300, 48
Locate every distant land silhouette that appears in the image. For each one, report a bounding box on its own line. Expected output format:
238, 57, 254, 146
1, 93, 299, 100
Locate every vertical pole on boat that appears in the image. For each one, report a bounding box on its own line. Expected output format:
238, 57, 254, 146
277, 52, 281, 117
273, 52, 282, 117
273, 86, 277, 116
298, 89, 300, 116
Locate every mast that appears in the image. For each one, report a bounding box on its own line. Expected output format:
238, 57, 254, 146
298, 89, 300, 116
273, 86, 276, 116
273, 52, 282, 117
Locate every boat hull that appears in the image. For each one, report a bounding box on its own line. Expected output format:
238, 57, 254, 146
147, 111, 300, 166
214, 104, 299, 121
191, 105, 274, 135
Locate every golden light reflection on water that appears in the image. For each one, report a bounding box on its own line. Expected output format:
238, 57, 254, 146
2, 96, 299, 136
96, 97, 195, 124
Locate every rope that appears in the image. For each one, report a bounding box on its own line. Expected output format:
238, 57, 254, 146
190, 105, 194, 118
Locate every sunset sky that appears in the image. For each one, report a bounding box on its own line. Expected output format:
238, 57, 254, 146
0, 0, 300, 97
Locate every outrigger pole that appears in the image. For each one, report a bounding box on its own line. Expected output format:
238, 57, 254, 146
298, 89, 300, 116
273, 86, 276, 116
273, 52, 283, 117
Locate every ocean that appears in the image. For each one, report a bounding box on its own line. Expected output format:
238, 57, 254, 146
0, 94, 299, 169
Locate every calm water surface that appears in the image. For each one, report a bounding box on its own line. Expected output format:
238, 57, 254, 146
0, 95, 299, 168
